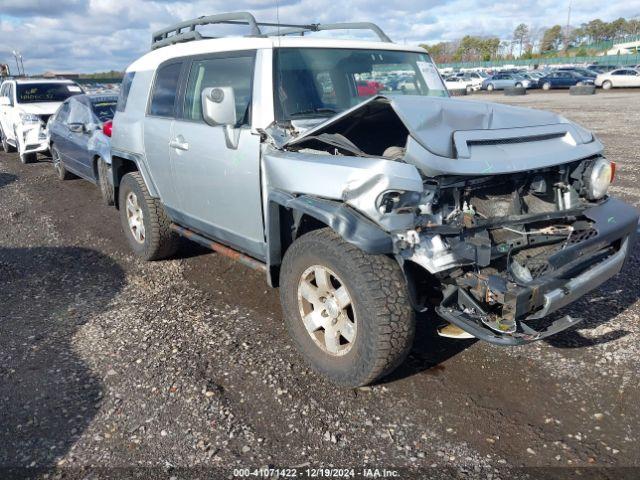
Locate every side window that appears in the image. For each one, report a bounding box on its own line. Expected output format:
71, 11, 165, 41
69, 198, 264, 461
67, 99, 91, 125
116, 71, 136, 112
149, 62, 182, 118
183, 53, 255, 126
56, 102, 71, 124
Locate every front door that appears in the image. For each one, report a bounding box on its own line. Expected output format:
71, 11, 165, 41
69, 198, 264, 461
169, 51, 265, 259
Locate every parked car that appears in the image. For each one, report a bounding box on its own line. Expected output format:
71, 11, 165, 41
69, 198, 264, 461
0, 78, 83, 163
444, 76, 470, 93
48, 94, 117, 204
458, 72, 486, 91
110, 13, 638, 387
513, 74, 537, 89
538, 71, 595, 90
587, 64, 619, 74
595, 68, 640, 89
557, 67, 598, 78
481, 73, 523, 91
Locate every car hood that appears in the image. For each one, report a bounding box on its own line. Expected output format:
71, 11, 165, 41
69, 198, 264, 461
18, 102, 61, 116
284, 94, 590, 158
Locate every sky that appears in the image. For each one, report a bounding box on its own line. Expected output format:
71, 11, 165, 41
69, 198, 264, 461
0, 0, 639, 73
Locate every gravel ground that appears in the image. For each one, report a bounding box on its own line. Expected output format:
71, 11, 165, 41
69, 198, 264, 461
1, 90, 639, 480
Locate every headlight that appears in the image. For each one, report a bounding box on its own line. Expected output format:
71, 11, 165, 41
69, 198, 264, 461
19, 112, 40, 123
584, 158, 614, 200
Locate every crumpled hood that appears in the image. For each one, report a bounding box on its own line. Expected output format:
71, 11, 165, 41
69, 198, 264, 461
388, 95, 576, 157
19, 102, 61, 116
284, 94, 594, 160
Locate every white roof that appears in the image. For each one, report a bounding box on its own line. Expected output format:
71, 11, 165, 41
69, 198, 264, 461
9, 78, 76, 84
128, 36, 427, 72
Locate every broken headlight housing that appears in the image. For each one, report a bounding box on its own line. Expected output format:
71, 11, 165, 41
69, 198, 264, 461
376, 190, 421, 214
584, 158, 614, 200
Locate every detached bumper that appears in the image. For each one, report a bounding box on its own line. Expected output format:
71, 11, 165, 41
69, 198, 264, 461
435, 198, 639, 345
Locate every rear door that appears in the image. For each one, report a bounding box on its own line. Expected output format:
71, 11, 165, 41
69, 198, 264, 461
143, 60, 184, 210
168, 50, 264, 258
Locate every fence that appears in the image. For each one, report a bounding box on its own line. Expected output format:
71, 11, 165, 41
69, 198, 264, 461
439, 52, 640, 70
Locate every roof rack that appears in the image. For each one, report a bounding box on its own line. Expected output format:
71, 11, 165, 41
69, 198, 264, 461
151, 11, 392, 50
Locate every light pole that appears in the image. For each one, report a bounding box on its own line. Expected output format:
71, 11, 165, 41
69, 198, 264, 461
11, 50, 21, 76
18, 54, 25, 76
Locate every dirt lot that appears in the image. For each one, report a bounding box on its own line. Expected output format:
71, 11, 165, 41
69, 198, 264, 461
1, 90, 639, 480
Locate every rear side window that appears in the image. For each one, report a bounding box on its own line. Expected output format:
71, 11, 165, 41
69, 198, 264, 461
116, 72, 135, 112
149, 62, 182, 118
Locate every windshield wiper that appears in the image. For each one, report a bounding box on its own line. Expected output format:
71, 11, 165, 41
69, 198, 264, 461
289, 107, 338, 117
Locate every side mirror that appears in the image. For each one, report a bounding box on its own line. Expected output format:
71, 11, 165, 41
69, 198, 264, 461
201, 87, 237, 127
68, 123, 84, 133
0, 96, 11, 107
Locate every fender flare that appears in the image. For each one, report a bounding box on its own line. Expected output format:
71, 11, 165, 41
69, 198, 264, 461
110, 149, 159, 198
266, 190, 394, 271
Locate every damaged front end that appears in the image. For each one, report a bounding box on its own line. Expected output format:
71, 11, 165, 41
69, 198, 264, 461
264, 95, 639, 345
399, 169, 637, 345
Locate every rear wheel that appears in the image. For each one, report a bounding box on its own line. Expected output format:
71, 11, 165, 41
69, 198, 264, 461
118, 171, 180, 261
97, 157, 114, 205
602, 80, 613, 90
280, 228, 415, 387
51, 146, 74, 180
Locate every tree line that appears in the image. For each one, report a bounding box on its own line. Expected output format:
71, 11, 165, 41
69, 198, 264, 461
421, 16, 640, 64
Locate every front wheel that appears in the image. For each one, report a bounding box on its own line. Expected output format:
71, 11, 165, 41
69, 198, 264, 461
280, 228, 415, 387
602, 80, 612, 90
1, 130, 15, 153
20, 152, 37, 164
118, 171, 180, 261
486, 83, 495, 91
542, 82, 551, 90
51, 146, 74, 180
515, 82, 522, 87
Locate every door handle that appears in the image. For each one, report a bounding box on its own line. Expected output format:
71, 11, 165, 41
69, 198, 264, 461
169, 138, 189, 151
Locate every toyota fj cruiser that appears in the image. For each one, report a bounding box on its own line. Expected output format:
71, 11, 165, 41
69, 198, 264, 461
110, 13, 639, 386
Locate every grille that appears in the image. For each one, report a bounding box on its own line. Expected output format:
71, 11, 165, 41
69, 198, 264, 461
467, 133, 565, 147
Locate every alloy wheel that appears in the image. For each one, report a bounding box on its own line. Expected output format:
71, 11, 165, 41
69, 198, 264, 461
297, 265, 357, 356
125, 191, 146, 244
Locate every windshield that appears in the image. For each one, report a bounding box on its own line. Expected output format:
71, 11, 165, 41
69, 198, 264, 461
16, 83, 82, 104
91, 101, 117, 123
274, 47, 447, 120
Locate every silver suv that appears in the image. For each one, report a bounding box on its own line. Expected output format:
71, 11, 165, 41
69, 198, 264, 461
110, 13, 639, 386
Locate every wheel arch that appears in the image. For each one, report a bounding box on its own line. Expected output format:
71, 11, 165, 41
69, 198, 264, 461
111, 152, 157, 209
265, 191, 394, 287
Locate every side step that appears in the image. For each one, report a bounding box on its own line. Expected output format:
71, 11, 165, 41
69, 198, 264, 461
170, 224, 267, 272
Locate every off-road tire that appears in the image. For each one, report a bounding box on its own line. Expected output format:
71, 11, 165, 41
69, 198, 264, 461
0, 129, 15, 153
52, 146, 74, 180
118, 171, 180, 261
20, 152, 37, 164
97, 157, 114, 206
280, 228, 415, 387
